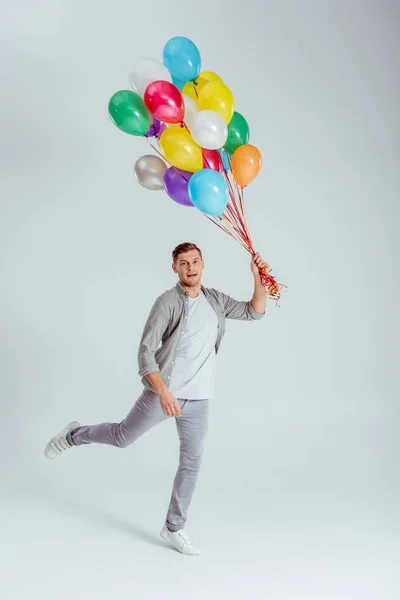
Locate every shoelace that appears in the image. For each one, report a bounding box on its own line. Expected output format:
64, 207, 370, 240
178, 531, 195, 548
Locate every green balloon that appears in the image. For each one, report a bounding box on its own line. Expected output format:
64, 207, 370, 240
108, 90, 151, 136
224, 112, 250, 154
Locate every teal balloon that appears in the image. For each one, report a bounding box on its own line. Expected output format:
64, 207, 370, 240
188, 169, 229, 217
220, 150, 231, 172
163, 36, 201, 83
172, 76, 185, 92
108, 90, 151, 136
224, 112, 250, 154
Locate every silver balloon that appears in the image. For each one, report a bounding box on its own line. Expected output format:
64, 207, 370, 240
134, 155, 168, 191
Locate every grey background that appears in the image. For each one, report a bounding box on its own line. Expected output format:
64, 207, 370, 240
1, 1, 399, 598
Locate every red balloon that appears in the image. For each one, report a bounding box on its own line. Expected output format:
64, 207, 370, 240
202, 149, 223, 173
144, 81, 184, 124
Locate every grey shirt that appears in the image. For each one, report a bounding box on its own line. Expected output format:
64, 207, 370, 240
138, 282, 265, 390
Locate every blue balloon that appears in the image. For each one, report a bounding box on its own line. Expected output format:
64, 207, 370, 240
163, 36, 201, 83
188, 169, 229, 217
171, 75, 185, 92
219, 150, 232, 172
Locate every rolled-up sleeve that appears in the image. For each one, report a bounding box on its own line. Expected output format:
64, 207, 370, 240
219, 291, 265, 321
137, 297, 169, 378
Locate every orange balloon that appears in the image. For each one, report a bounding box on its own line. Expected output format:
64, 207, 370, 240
231, 144, 262, 187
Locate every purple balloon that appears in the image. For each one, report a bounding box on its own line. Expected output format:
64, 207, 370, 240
157, 122, 167, 137
146, 118, 161, 137
164, 168, 194, 207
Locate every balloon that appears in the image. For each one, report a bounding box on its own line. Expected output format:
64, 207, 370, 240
108, 90, 150, 135
157, 122, 167, 137
231, 144, 262, 187
198, 82, 234, 124
172, 76, 185, 91
160, 127, 203, 172
130, 58, 171, 96
219, 149, 231, 171
182, 94, 198, 129
163, 36, 201, 82
108, 90, 151, 136
224, 112, 250, 154
198, 71, 223, 84
202, 149, 223, 173
145, 118, 161, 137
188, 169, 229, 217
144, 80, 184, 124
182, 77, 208, 103
164, 167, 194, 207
134, 155, 168, 191
189, 110, 228, 150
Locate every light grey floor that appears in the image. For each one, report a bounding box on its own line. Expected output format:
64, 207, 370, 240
2, 426, 398, 600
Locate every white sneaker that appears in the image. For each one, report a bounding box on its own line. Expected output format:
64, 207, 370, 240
160, 525, 201, 556
44, 421, 80, 459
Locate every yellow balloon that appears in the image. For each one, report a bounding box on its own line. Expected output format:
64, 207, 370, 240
182, 77, 208, 103
198, 71, 223, 84
160, 127, 203, 172
198, 82, 235, 124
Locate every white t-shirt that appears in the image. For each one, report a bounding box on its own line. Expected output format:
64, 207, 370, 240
168, 292, 219, 399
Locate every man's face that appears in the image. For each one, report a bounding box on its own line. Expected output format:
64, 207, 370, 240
172, 250, 204, 287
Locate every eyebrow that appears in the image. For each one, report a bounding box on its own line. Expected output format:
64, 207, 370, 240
179, 258, 200, 263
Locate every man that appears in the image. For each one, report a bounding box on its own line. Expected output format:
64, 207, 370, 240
44, 242, 267, 555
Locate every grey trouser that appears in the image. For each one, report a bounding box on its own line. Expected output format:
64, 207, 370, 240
67, 389, 209, 532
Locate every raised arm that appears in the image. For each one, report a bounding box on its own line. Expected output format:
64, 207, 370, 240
250, 253, 268, 316
215, 253, 267, 321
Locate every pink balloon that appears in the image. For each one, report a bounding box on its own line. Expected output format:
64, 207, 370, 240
202, 149, 223, 173
144, 81, 184, 124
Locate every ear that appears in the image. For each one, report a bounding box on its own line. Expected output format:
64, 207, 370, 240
172, 263, 177, 273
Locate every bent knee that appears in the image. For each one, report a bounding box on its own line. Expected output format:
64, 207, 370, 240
113, 424, 135, 449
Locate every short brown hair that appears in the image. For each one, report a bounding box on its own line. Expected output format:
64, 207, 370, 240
172, 242, 202, 264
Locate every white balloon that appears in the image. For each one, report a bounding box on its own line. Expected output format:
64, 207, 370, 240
182, 94, 198, 129
190, 110, 228, 150
130, 58, 171, 96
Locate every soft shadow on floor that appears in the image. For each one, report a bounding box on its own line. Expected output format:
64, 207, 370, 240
35, 484, 172, 551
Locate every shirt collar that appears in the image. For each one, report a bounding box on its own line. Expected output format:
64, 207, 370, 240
176, 282, 206, 297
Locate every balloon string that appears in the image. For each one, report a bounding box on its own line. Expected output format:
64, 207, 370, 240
222, 209, 248, 245
225, 204, 249, 243
224, 185, 250, 245
228, 171, 252, 244
220, 215, 249, 250
218, 150, 246, 231
224, 177, 251, 244
205, 214, 239, 244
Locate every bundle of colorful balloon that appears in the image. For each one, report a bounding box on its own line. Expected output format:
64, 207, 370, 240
108, 36, 285, 301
